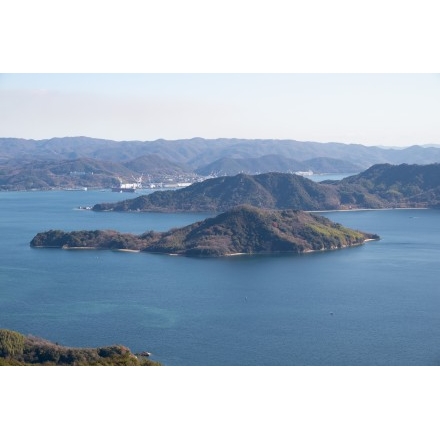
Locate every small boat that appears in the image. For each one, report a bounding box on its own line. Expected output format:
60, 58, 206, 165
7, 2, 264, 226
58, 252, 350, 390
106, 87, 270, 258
135, 351, 151, 357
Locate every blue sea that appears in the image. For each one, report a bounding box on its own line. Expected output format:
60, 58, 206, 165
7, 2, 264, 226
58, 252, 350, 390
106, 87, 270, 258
1, 189, 440, 365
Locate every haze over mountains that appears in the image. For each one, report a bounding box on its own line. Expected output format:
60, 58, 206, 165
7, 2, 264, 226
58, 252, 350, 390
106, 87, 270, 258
2, 136, 440, 165
1, 136, 440, 190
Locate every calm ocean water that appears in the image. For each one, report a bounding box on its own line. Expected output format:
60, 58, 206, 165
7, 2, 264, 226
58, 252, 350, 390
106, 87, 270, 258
1, 189, 440, 365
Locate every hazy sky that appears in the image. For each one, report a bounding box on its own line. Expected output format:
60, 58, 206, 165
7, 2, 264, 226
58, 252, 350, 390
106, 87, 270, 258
2, 1, 440, 148
1, 73, 439, 147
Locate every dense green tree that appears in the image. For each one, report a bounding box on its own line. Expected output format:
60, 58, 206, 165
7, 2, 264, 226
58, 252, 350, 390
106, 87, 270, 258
0, 329, 25, 358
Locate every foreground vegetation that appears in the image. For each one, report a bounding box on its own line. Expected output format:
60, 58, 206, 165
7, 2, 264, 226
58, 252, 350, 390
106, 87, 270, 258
31, 205, 379, 257
0, 329, 160, 366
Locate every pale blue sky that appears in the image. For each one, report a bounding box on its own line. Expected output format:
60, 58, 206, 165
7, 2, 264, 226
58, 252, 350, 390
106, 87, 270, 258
1, 73, 439, 147
2, 1, 440, 148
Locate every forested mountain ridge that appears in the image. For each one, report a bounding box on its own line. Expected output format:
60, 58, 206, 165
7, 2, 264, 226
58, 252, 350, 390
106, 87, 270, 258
0, 155, 194, 190
195, 154, 364, 176
332, 163, 440, 208
92, 172, 341, 212
2, 136, 440, 190
93, 164, 440, 212
2, 136, 440, 167
2, 136, 440, 184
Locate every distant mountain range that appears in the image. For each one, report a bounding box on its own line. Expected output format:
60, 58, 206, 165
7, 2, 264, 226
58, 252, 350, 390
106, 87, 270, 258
2, 137, 440, 167
195, 155, 365, 175
93, 164, 440, 212
1, 136, 440, 190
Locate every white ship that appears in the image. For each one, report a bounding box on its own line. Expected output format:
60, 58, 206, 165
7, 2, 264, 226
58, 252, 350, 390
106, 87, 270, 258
111, 175, 143, 193
294, 170, 314, 177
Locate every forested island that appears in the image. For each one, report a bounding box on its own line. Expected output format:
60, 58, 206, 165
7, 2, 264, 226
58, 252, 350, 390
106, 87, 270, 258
0, 328, 160, 366
31, 205, 379, 257
92, 164, 440, 212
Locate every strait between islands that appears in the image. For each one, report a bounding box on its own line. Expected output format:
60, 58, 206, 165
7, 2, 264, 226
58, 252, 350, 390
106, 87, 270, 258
29, 161, 440, 256
30, 205, 379, 257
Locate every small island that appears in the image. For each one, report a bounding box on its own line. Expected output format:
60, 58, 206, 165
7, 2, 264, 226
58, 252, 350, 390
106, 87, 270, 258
31, 205, 379, 257
0, 328, 160, 366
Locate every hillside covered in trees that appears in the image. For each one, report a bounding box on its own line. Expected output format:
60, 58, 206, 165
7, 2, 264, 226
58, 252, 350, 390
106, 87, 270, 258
331, 163, 440, 208
31, 205, 379, 257
2, 136, 440, 168
93, 172, 341, 212
2, 136, 440, 190
0, 328, 160, 366
0, 155, 195, 191
92, 164, 440, 212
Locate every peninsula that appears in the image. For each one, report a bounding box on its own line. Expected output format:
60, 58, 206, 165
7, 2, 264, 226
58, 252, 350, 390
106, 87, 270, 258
31, 205, 379, 257
92, 164, 440, 212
